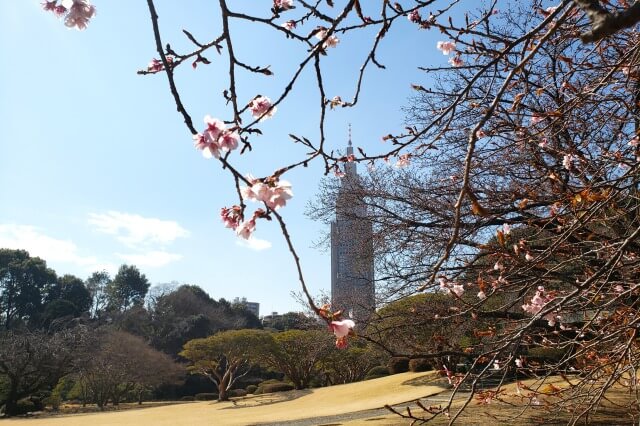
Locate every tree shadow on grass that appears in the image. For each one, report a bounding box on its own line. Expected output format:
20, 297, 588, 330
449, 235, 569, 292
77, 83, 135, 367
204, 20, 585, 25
218, 389, 313, 410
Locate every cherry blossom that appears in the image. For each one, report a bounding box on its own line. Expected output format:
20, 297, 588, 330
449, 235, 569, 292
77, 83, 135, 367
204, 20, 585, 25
477, 290, 487, 300
629, 136, 639, 147
502, 223, 511, 235
62, 0, 96, 30
329, 319, 355, 349
41, 1, 57, 12
220, 206, 242, 230
525, 252, 534, 261
273, 0, 294, 11
316, 28, 340, 49
515, 358, 524, 368
538, 137, 548, 148
193, 133, 220, 159
249, 96, 277, 121
562, 154, 574, 170
522, 286, 559, 326
218, 130, 240, 152
530, 113, 544, 125
236, 219, 256, 239
439, 277, 464, 297
449, 55, 464, 67
241, 177, 293, 210
408, 10, 421, 23
437, 41, 456, 55
395, 154, 411, 168
282, 20, 297, 30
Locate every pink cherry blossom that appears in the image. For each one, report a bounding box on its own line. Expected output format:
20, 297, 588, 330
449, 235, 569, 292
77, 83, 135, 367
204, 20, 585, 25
437, 41, 456, 55
316, 28, 339, 49
274, 0, 294, 11
614, 285, 625, 293
478, 290, 487, 300
147, 58, 163, 73
515, 358, 524, 368
494, 260, 504, 271
241, 178, 293, 210
334, 167, 346, 178
249, 96, 277, 121
502, 223, 511, 235
451, 284, 464, 297
449, 56, 464, 67
628, 136, 639, 146
562, 154, 574, 170
41, 1, 57, 12
54, 5, 67, 16
204, 115, 226, 141
530, 113, 544, 125
329, 319, 355, 338
522, 286, 559, 326
219, 130, 239, 153
220, 206, 242, 230
236, 219, 256, 239
282, 20, 297, 30
408, 10, 421, 23
538, 137, 548, 148
525, 252, 534, 261
62, 0, 96, 30
395, 154, 411, 168
193, 133, 220, 159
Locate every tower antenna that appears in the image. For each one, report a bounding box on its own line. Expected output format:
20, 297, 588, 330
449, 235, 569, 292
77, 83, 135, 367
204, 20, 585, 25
348, 123, 352, 147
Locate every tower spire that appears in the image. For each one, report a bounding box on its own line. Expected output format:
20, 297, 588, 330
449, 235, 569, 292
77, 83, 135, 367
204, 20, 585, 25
348, 123, 352, 147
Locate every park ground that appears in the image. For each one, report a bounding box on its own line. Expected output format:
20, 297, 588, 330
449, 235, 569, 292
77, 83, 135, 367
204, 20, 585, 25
5, 372, 640, 425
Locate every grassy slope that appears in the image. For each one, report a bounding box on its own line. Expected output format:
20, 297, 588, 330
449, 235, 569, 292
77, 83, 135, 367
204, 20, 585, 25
6, 372, 444, 426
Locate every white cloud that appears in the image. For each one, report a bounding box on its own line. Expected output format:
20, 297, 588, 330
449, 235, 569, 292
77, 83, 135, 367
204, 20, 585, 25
235, 237, 272, 251
88, 211, 189, 248
0, 224, 115, 273
116, 251, 183, 268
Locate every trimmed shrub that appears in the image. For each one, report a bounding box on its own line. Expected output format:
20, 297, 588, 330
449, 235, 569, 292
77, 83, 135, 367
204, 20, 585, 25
228, 389, 247, 398
388, 357, 410, 374
245, 385, 257, 394
180, 396, 195, 401
527, 347, 567, 362
43, 395, 61, 410
15, 399, 36, 415
409, 358, 432, 372
255, 382, 294, 394
194, 393, 218, 401
365, 366, 390, 380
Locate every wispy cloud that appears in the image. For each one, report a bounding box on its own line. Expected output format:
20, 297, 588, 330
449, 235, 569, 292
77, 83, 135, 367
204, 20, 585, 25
116, 251, 182, 268
236, 237, 272, 251
88, 211, 189, 248
0, 224, 116, 273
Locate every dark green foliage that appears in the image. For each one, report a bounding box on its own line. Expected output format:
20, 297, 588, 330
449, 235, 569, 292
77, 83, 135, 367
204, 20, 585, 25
46, 274, 92, 315
527, 347, 569, 362
107, 265, 150, 312
194, 393, 218, 401
409, 358, 432, 372
256, 382, 294, 394
365, 365, 390, 380
0, 249, 57, 329
245, 385, 257, 394
14, 398, 36, 415
388, 357, 410, 374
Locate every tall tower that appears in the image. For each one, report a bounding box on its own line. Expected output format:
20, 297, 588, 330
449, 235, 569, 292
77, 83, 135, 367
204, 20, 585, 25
330, 126, 375, 323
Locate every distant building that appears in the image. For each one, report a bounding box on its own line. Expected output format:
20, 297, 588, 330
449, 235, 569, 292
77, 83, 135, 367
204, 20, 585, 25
232, 297, 260, 317
261, 311, 282, 328
330, 130, 375, 322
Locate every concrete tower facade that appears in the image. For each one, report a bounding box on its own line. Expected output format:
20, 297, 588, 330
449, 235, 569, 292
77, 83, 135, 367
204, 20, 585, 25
330, 129, 375, 322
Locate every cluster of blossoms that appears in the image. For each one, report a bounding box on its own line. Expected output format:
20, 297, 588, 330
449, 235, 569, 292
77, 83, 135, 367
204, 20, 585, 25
522, 286, 560, 326
220, 207, 269, 240
248, 96, 277, 121
42, 0, 96, 30
319, 304, 356, 349
316, 28, 340, 49
273, 0, 294, 11
193, 115, 240, 159
439, 277, 464, 297
436, 41, 463, 67
395, 153, 411, 168
241, 176, 293, 210
147, 56, 174, 73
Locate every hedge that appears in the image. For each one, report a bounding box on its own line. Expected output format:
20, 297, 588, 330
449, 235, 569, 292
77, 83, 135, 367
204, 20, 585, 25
388, 357, 410, 374
409, 358, 432, 372
194, 393, 218, 401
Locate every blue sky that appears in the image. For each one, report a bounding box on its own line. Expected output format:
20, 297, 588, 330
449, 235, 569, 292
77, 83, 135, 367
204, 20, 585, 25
0, 1, 445, 314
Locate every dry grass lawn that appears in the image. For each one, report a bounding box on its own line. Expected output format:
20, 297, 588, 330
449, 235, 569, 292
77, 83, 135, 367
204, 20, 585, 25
5, 372, 444, 426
